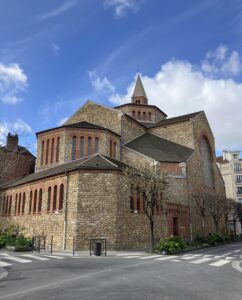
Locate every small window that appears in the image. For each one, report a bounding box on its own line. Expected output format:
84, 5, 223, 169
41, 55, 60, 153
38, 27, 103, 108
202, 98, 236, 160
113, 142, 117, 159
72, 136, 77, 160
56, 137, 60, 162
237, 187, 242, 195
18, 193, 21, 215
46, 139, 49, 164
38, 189, 42, 213
80, 136, 84, 158
15, 194, 18, 215
143, 112, 146, 120
59, 184, 64, 211
47, 187, 51, 212
95, 137, 99, 154
53, 186, 57, 211
130, 185, 134, 211
33, 190, 37, 213
110, 140, 113, 157
148, 112, 152, 121
87, 137, 92, 156
138, 111, 141, 119
29, 191, 33, 213
22, 193, 25, 214
41, 141, 45, 165
51, 138, 55, 163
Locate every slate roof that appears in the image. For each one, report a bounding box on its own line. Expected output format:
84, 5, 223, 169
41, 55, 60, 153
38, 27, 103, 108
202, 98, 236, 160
150, 111, 203, 128
0, 154, 128, 190
36, 121, 120, 137
124, 133, 194, 163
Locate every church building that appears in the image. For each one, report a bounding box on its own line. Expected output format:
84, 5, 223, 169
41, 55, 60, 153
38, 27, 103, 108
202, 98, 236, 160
0, 75, 225, 250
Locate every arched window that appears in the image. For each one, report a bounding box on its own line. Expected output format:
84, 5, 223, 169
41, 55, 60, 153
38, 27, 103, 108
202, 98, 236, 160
95, 137, 99, 154
41, 141, 45, 165
18, 193, 21, 215
46, 139, 49, 164
59, 184, 64, 211
8, 196, 12, 216
80, 136, 84, 158
143, 112, 146, 120
51, 138, 55, 163
132, 111, 135, 118
15, 194, 18, 215
33, 190, 37, 213
110, 140, 113, 157
29, 191, 32, 214
53, 185, 57, 211
138, 111, 141, 119
22, 193, 25, 215
47, 187, 51, 212
130, 184, 134, 211
113, 142, 117, 159
87, 137, 92, 156
56, 137, 60, 162
142, 192, 146, 212
148, 112, 152, 121
72, 136, 77, 160
2, 196, 6, 216
38, 189, 42, 213
201, 136, 214, 187
136, 187, 140, 211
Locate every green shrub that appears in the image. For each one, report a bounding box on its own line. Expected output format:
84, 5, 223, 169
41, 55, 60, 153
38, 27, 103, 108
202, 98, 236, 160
207, 233, 224, 245
14, 235, 32, 248
157, 236, 186, 254
0, 235, 6, 248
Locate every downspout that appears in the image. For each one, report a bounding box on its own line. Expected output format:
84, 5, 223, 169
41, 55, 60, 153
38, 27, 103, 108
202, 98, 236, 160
63, 170, 69, 250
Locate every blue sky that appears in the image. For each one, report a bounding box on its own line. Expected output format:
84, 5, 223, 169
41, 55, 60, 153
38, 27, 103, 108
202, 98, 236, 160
1, 0, 242, 155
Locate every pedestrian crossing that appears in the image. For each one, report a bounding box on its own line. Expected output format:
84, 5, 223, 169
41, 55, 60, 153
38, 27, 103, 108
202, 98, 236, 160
0, 253, 72, 268
114, 250, 242, 269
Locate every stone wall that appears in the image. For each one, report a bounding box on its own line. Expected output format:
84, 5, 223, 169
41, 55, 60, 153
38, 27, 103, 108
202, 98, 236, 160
121, 115, 146, 145
149, 120, 194, 149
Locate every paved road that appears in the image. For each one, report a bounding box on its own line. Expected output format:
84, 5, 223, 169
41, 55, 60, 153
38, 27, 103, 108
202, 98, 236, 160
0, 242, 241, 300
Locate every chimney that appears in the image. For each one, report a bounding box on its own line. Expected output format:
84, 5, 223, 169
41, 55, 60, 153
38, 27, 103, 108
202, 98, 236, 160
6, 133, 19, 151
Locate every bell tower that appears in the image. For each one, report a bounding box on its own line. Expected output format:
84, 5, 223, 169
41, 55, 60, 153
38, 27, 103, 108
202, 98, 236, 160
131, 74, 148, 105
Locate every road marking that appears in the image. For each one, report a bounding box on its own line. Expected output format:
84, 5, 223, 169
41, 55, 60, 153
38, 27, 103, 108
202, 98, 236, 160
233, 250, 240, 253
2, 256, 31, 263
180, 256, 196, 260
203, 255, 213, 257
155, 256, 178, 261
209, 260, 231, 267
139, 255, 161, 260
42, 255, 65, 259
190, 257, 213, 264
214, 255, 224, 259
0, 269, 8, 280
124, 256, 141, 258
223, 252, 231, 256
21, 254, 50, 261
171, 259, 181, 262
225, 256, 235, 260
0, 261, 12, 267
232, 261, 242, 273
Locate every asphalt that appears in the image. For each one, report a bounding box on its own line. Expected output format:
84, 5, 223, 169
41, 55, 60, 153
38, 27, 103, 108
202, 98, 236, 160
0, 242, 241, 300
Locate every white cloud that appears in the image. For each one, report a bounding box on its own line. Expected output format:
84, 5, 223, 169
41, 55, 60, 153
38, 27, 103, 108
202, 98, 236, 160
38, 0, 77, 20
201, 45, 242, 77
0, 63, 28, 105
58, 117, 68, 126
0, 119, 32, 146
88, 70, 115, 94
104, 0, 144, 17
50, 43, 60, 56
109, 47, 242, 151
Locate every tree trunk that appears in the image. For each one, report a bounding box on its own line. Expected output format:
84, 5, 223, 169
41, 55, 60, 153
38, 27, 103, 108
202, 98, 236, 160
233, 220, 237, 235
215, 220, 219, 233
150, 219, 154, 253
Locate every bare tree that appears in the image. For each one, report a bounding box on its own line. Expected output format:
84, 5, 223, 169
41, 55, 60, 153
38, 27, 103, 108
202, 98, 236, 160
124, 163, 168, 253
234, 202, 242, 236
206, 193, 225, 233
190, 188, 208, 230
221, 198, 236, 235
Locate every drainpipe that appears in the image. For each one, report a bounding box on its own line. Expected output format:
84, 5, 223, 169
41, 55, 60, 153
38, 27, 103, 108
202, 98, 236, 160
63, 171, 69, 250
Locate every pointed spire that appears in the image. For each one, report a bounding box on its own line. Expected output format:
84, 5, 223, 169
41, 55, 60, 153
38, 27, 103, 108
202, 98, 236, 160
131, 74, 148, 105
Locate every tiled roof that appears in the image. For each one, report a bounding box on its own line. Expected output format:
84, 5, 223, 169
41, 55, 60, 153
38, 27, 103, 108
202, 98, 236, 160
115, 103, 167, 117
150, 111, 203, 128
0, 154, 128, 190
124, 133, 194, 163
36, 121, 120, 137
